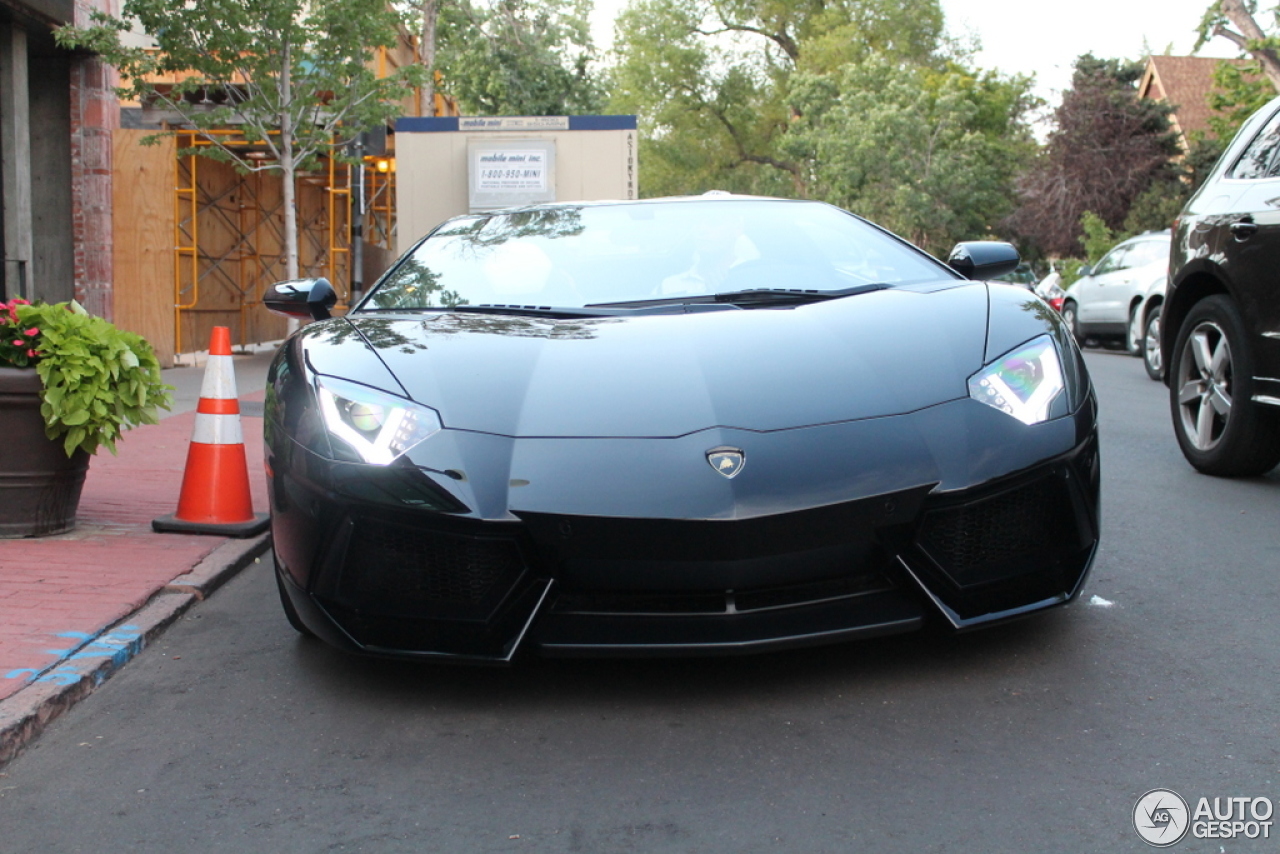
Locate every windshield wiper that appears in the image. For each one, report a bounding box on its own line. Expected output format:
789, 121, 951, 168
711, 283, 889, 306
448, 303, 707, 318
590, 282, 888, 311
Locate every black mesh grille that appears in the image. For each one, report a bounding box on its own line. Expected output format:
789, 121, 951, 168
339, 519, 525, 612
918, 475, 1074, 586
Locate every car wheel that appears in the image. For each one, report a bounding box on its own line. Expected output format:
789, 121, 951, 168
1168, 295, 1280, 476
1061, 300, 1083, 346
1126, 305, 1143, 356
1141, 304, 1163, 381
275, 561, 317, 638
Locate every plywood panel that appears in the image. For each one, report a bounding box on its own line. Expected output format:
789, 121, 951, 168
112, 131, 176, 366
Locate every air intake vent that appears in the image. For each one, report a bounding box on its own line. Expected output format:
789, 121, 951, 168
918, 475, 1074, 587
338, 519, 525, 614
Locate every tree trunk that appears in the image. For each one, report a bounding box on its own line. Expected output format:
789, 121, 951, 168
1217, 0, 1280, 93
280, 39, 299, 281
417, 0, 441, 117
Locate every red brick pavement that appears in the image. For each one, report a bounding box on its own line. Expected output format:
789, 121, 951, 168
0, 393, 267, 702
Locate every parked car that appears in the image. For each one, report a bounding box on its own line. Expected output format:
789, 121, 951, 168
1163, 96, 1280, 476
1134, 275, 1166, 381
995, 262, 1036, 290
262, 194, 1100, 663
1035, 266, 1066, 312
1060, 231, 1170, 352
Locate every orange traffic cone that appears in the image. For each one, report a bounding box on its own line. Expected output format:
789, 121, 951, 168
153, 327, 269, 537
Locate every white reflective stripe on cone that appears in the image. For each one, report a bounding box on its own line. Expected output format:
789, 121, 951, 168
199, 355, 239, 400
191, 412, 244, 445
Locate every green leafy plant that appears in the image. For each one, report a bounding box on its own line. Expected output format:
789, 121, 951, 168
5, 301, 172, 456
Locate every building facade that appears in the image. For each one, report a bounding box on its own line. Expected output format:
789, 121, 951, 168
1, 0, 115, 315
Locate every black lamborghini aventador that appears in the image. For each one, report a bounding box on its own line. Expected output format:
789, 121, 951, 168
263, 194, 1099, 663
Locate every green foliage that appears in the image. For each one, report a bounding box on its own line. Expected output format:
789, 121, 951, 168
1206, 58, 1275, 139
783, 59, 1037, 255
436, 0, 605, 115
1079, 211, 1116, 263
606, 0, 1037, 253
13, 303, 172, 457
1058, 212, 1115, 289
1058, 259, 1088, 289
54, 0, 424, 172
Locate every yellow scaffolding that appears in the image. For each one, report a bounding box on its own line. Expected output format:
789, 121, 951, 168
171, 130, 353, 353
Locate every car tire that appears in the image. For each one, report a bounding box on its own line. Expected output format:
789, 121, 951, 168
1168, 295, 1280, 476
1141, 304, 1163, 381
1126, 305, 1143, 356
1061, 300, 1083, 347
275, 561, 317, 639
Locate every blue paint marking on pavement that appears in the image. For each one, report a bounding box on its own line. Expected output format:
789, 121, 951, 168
2, 625, 147, 688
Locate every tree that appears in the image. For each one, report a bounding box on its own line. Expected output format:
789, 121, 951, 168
782, 59, 1037, 255
1005, 55, 1183, 257
608, 0, 951, 198
403, 0, 444, 116
1196, 3, 1280, 143
56, 0, 424, 281
403, 0, 604, 116
1199, 0, 1280, 91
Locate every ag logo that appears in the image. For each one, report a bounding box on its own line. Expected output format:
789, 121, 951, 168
1134, 789, 1190, 847
706, 446, 745, 479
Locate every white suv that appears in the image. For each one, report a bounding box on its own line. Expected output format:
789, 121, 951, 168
1060, 231, 1170, 352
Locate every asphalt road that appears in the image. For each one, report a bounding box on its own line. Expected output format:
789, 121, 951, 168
2, 349, 1278, 853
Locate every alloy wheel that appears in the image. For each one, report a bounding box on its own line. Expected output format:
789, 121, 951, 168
1175, 320, 1233, 451
1061, 302, 1081, 345
1143, 309, 1162, 380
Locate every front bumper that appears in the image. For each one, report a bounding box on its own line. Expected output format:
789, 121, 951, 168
268, 394, 1100, 663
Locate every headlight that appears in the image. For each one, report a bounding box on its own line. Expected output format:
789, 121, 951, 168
314, 376, 441, 464
968, 336, 1064, 425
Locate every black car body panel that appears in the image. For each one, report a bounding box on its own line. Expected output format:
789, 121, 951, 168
1162, 97, 1280, 475
1165, 97, 1280, 400
265, 196, 1100, 662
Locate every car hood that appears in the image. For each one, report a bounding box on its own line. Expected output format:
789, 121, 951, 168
308, 283, 1006, 438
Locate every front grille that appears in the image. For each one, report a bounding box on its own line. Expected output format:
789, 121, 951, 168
337, 518, 525, 615
917, 475, 1075, 587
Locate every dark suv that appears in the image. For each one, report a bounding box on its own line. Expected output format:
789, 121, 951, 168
1164, 96, 1280, 476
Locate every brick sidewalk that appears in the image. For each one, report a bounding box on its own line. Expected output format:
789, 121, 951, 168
0, 393, 267, 705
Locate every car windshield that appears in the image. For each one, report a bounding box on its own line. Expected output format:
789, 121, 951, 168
361, 199, 956, 311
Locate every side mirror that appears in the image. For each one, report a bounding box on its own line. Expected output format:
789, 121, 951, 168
947, 241, 1020, 280
1077, 265, 1093, 278
264, 278, 337, 321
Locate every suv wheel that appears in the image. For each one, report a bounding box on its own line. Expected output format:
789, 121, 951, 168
1061, 300, 1083, 346
1169, 295, 1280, 476
1126, 305, 1143, 356
1141, 304, 1163, 381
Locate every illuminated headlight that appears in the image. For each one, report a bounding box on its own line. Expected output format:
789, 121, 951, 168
968, 336, 1065, 425
315, 376, 441, 464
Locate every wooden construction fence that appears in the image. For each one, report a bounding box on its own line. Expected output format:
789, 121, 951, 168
111, 130, 395, 365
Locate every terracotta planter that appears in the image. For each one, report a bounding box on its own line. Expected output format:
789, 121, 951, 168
0, 367, 89, 537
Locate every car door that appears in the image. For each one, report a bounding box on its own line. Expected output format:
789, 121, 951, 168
1075, 242, 1132, 326
1208, 107, 1280, 346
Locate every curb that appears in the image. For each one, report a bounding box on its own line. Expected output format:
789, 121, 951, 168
0, 533, 271, 768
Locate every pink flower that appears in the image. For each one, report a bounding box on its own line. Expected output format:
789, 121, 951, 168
26, 349, 37, 358
23, 327, 38, 337
12, 339, 25, 347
